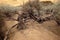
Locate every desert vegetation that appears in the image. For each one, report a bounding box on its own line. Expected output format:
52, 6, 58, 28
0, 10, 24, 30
0, 4, 19, 40
0, 0, 60, 40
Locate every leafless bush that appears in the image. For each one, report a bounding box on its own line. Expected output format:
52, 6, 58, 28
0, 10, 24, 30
21, 1, 54, 23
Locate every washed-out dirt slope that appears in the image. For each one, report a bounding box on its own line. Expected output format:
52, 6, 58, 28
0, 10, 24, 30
7, 19, 60, 40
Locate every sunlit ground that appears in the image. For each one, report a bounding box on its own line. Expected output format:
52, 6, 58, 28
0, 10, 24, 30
0, 0, 58, 6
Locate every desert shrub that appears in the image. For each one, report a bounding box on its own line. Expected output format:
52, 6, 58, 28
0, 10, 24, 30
0, 4, 19, 19
21, 0, 54, 23
52, 3, 60, 25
